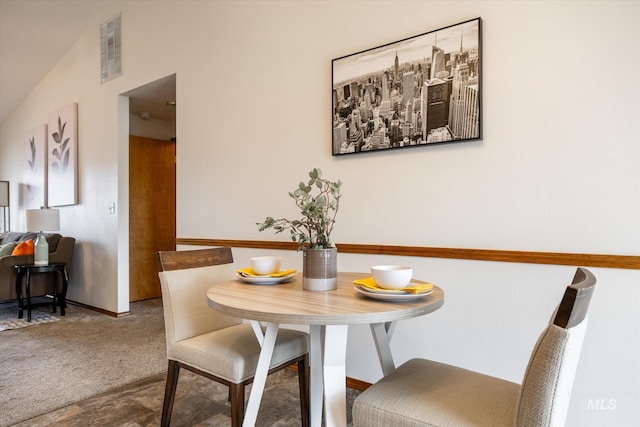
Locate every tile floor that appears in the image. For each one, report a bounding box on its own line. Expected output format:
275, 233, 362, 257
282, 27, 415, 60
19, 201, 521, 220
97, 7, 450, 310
14, 368, 360, 426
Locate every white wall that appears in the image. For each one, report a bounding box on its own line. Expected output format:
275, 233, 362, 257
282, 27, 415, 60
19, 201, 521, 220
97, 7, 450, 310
128, 114, 175, 141
1, 1, 638, 425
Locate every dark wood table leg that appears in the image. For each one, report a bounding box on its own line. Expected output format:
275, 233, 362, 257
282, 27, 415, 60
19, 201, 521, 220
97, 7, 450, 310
59, 265, 68, 316
25, 268, 32, 322
15, 267, 25, 319
14, 264, 69, 321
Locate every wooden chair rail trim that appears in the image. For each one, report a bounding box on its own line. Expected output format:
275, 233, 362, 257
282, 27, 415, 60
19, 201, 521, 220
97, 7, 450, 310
175, 238, 640, 270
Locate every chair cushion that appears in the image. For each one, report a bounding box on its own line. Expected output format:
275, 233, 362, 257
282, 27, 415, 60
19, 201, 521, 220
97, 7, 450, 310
11, 240, 34, 255
0, 242, 18, 256
0, 231, 25, 244
170, 323, 308, 383
18, 232, 39, 242
353, 358, 520, 427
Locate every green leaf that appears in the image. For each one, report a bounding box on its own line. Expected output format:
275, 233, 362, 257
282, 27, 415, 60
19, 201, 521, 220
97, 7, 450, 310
256, 167, 341, 249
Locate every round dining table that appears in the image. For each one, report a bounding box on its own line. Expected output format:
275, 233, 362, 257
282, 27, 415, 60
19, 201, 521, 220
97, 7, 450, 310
207, 272, 444, 427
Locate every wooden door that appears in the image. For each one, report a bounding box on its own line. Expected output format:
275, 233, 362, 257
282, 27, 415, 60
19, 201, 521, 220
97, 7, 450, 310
129, 136, 176, 301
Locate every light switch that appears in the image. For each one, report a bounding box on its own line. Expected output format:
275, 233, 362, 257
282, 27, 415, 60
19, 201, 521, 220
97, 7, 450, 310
108, 202, 116, 214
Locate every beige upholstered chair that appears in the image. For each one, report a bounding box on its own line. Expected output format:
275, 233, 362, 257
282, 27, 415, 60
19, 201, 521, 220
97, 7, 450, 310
157, 247, 310, 426
353, 267, 596, 427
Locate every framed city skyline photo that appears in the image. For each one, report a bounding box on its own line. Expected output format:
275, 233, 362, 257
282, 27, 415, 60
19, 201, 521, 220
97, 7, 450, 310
332, 18, 482, 156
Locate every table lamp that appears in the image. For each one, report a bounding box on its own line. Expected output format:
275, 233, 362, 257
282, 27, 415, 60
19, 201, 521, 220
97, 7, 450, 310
26, 208, 60, 265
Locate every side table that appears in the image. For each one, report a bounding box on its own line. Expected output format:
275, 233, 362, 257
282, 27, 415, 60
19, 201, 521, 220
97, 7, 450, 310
14, 263, 69, 322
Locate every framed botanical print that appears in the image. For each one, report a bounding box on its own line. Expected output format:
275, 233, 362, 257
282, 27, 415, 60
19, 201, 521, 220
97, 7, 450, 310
48, 102, 78, 206
23, 124, 47, 209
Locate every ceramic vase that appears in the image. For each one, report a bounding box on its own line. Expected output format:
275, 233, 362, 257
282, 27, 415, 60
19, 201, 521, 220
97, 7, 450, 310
302, 247, 337, 291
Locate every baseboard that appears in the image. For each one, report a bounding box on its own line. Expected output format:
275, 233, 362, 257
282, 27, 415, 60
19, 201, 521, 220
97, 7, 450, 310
67, 299, 130, 317
288, 364, 371, 391
346, 376, 372, 391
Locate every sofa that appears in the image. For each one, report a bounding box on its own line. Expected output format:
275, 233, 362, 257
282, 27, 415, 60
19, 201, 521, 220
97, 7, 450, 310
0, 231, 75, 302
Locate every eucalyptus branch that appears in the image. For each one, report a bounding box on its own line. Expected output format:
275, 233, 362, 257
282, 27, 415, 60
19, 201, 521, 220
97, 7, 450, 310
257, 168, 342, 250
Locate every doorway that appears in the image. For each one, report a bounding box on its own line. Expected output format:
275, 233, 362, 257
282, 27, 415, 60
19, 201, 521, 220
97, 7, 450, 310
129, 135, 175, 300
124, 74, 176, 301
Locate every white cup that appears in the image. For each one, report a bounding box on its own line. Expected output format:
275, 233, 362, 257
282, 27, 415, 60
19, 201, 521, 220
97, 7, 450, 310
250, 256, 282, 275
371, 265, 413, 289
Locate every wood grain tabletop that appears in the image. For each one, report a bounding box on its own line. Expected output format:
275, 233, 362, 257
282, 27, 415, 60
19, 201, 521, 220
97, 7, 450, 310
207, 272, 444, 324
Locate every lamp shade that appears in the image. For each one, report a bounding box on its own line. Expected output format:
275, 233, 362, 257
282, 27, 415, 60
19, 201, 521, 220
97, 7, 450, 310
0, 181, 8, 206
26, 209, 60, 232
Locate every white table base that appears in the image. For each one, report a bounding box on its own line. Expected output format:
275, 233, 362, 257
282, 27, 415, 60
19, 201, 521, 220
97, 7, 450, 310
244, 321, 397, 427
321, 324, 349, 427
309, 325, 325, 427
243, 321, 279, 427
370, 322, 397, 376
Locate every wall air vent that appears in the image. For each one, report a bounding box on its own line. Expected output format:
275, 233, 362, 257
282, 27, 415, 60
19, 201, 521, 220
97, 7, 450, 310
100, 14, 122, 83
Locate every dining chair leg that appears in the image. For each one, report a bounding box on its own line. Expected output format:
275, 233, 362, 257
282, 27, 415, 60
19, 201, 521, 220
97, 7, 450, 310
298, 354, 311, 427
229, 383, 245, 427
161, 360, 180, 427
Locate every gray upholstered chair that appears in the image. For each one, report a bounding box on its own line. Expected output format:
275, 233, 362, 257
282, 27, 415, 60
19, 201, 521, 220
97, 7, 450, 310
353, 267, 596, 427
157, 247, 310, 427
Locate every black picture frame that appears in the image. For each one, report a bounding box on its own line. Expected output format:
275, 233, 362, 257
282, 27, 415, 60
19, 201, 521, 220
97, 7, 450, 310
332, 18, 482, 156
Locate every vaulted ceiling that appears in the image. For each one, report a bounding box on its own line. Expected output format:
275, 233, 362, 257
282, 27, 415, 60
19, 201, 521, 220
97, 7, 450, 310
0, 0, 115, 125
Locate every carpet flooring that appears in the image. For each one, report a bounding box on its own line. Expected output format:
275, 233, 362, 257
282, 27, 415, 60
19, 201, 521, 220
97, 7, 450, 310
0, 299, 166, 426
0, 298, 361, 426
